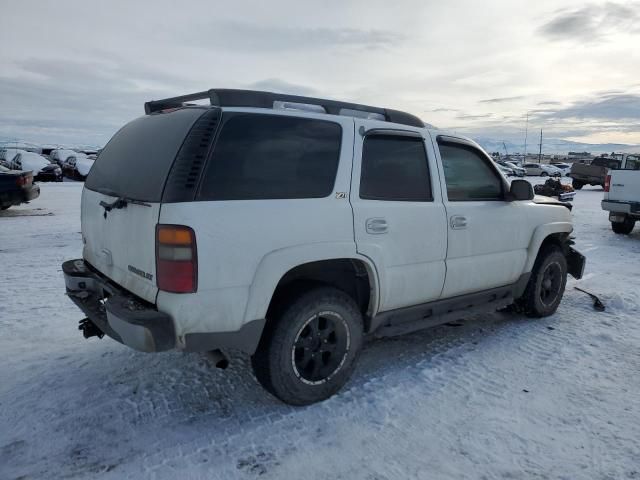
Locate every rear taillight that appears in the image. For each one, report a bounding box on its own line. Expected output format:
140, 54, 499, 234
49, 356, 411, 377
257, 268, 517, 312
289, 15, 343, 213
156, 225, 197, 293
604, 174, 611, 192
16, 174, 32, 187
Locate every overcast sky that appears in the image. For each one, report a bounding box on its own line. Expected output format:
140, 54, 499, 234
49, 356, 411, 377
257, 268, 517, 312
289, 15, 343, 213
1, 0, 639, 147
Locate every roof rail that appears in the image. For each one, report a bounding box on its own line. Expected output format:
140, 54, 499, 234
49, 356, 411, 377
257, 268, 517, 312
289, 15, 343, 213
144, 89, 424, 128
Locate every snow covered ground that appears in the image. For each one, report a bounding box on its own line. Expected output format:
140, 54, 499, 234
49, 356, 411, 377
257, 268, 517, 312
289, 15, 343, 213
1, 179, 639, 480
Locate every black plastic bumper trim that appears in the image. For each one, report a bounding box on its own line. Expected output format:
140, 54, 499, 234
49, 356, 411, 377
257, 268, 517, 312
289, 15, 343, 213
63, 259, 175, 352
183, 318, 266, 354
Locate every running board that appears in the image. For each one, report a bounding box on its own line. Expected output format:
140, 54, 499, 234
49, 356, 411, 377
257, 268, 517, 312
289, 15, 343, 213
370, 274, 530, 338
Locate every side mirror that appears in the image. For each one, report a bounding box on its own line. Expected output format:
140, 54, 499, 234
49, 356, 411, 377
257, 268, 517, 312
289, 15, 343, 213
509, 179, 534, 201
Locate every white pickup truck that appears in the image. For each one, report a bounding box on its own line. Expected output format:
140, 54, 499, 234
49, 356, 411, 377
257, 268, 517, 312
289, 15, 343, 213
602, 154, 640, 234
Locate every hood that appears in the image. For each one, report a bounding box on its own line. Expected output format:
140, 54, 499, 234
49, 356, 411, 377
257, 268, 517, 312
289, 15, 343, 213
76, 157, 94, 176
20, 156, 49, 174
533, 194, 572, 211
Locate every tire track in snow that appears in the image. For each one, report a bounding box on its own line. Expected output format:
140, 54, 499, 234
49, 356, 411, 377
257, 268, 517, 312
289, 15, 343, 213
137, 313, 581, 479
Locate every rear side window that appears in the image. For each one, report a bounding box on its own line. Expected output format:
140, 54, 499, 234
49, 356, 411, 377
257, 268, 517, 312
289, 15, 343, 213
625, 155, 640, 170
359, 135, 432, 201
198, 114, 341, 200
85, 108, 206, 201
438, 142, 503, 201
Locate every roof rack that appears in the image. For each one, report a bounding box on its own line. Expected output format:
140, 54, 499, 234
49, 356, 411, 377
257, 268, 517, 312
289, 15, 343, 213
144, 89, 424, 128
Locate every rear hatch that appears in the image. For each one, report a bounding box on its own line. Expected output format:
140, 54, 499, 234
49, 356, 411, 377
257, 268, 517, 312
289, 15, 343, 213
82, 108, 208, 303
570, 163, 606, 180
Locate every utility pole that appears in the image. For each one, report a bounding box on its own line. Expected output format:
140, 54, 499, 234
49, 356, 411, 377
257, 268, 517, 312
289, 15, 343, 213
538, 129, 543, 163
523, 112, 529, 163
502, 141, 509, 158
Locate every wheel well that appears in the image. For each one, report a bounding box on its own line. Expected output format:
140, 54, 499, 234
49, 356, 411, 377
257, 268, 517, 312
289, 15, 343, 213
266, 259, 374, 329
539, 232, 570, 256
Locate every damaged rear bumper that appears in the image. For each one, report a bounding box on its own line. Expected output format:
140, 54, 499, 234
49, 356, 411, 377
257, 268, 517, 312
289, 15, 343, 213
62, 259, 175, 352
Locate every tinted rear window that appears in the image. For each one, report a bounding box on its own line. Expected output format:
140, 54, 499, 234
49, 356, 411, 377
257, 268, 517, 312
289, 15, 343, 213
592, 157, 620, 169
85, 108, 206, 201
625, 155, 640, 170
197, 114, 341, 200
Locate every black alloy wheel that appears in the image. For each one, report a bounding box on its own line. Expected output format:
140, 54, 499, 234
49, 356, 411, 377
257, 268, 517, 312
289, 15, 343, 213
539, 261, 563, 307
251, 286, 363, 405
292, 311, 349, 385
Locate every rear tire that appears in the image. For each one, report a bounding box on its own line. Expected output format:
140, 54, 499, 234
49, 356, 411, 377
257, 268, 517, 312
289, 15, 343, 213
611, 218, 635, 235
251, 286, 363, 406
572, 180, 584, 190
518, 245, 567, 317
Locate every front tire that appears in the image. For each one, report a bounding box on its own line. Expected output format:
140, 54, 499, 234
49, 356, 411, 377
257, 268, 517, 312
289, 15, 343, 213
518, 245, 568, 317
540, 172, 548, 177
611, 217, 635, 234
572, 180, 584, 190
251, 286, 364, 406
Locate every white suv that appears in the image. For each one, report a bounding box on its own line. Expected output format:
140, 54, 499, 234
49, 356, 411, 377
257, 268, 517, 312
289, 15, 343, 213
63, 89, 585, 405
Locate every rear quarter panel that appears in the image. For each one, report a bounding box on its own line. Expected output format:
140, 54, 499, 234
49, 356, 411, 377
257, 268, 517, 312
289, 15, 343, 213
157, 113, 357, 343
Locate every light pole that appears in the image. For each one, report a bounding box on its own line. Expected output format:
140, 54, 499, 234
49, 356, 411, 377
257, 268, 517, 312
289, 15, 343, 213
523, 112, 529, 163
538, 129, 543, 163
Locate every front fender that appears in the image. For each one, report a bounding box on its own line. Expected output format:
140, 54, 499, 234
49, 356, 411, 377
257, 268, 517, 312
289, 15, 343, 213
524, 222, 573, 272
243, 242, 380, 323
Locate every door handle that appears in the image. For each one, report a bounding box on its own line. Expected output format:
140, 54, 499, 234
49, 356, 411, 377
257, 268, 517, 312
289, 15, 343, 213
450, 215, 467, 230
366, 218, 388, 234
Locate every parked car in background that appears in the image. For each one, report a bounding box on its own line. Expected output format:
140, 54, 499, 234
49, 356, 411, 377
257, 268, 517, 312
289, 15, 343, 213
497, 160, 525, 176
569, 156, 620, 189
0, 148, 29, 164
602, 154, 640, 234
10, 152, 63, 182
551, 163, 571, 176
63, 88, 585, 406
62, 154, 95, 180
496, 164, 516, 176
49, 149, 79, 166
523, 163, 561, 177
503, 161, 526, 176
0, 165, 40, 210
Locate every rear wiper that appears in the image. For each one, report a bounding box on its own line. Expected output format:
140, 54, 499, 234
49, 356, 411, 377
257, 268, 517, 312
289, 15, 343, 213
100, 197, 151, 218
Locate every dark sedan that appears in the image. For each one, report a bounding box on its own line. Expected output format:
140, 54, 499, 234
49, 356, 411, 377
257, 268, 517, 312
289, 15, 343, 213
0, 165, 40, 210
36, 163, 63, 182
